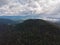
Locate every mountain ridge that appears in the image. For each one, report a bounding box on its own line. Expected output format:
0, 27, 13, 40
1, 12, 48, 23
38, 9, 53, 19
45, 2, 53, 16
0, 19, 60, 45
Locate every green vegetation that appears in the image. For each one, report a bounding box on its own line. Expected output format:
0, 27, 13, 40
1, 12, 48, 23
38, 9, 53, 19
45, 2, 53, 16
0, 19, 60, 45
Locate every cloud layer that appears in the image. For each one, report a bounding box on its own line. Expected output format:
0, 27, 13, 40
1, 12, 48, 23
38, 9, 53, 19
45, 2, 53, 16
0, 0, 60, 16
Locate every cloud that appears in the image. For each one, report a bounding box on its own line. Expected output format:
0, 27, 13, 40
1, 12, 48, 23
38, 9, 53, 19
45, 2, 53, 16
0, 0, 9, 7
0, 0, 60, 16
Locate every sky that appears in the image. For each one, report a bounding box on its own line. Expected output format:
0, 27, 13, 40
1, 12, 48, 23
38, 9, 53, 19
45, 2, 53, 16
0, 0, 60, 22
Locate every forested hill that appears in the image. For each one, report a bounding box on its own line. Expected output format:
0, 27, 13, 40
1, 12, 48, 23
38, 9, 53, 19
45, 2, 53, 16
0, 19, 60, 45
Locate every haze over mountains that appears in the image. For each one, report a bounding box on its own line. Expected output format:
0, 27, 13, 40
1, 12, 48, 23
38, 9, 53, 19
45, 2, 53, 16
0, 18, 25, 25
0, 18, 60, 26
0, 18, 16, 24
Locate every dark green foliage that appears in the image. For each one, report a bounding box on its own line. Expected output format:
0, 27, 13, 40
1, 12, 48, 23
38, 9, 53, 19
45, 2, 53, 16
0, 19, 60, 45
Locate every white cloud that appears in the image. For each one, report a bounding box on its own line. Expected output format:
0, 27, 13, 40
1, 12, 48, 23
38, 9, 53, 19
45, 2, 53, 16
0, 0, 60, 16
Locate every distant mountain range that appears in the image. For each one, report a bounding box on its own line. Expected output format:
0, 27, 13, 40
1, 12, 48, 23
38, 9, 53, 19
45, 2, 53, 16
0, 18, 24, 31
0, 18, 17, 24
0, 18, 60, 26
0, 18, 25, 25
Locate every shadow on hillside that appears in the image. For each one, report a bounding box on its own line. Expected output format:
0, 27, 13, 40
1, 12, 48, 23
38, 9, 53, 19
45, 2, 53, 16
0, 19, 60, 45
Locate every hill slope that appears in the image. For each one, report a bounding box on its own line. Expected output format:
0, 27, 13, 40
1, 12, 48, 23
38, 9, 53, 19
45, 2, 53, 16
0, 19, 60, 45
0, 18, 16, 24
